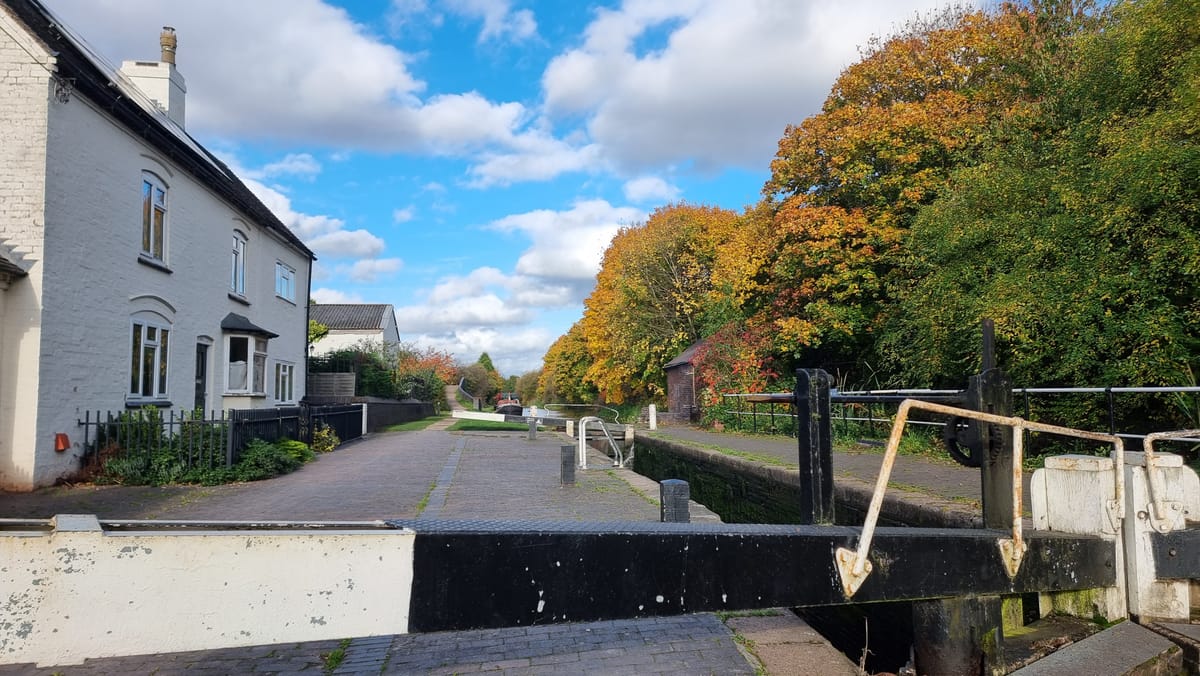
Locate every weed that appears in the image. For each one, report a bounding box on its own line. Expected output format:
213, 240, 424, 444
322, 638, 351, 674
311, 424, 340, 454
415, 480, 437, 516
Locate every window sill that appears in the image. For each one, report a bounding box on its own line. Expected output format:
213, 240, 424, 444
137, 255, 172, 274
275, 295, 296, 306
228, 292, 251, 306
126, 399, 172, 409
223, 392, 266, 398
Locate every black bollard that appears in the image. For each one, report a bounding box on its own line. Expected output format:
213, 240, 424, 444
560, 445, 575, 486
795, 369, 834, 524
660, 479, 690, 523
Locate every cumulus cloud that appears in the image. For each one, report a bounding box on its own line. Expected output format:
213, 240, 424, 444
307, 229, 387, 259
312, 287, 365, 304
542, 0, 946, 172
488, 199, 645, 286
623, 175, 680, 203
348, 258, 404, 282
44, 0, 532, 153
394, 294, 532, 333
444, 0, 537, 44
254, 153, 322, 180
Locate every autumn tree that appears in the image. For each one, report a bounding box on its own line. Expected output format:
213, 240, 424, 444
539, 321, 598, 403
757, 5, 1037, 373
580, 203, 739, 403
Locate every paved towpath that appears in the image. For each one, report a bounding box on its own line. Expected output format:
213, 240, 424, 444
2, 420, 861, 674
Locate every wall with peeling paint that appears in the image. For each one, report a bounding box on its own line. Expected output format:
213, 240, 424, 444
0, 516, 414, 667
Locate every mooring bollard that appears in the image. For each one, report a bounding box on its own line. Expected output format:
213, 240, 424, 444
560, 445, 575, 486
660, 479, 690, 523
527, 417, 537, 440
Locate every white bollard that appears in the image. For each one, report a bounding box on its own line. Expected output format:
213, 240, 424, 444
648, 404, 657, 430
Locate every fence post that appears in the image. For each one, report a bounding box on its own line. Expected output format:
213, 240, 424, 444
225, 410, 235, 468
362, 403, 369, 437
795, 368, 834, 525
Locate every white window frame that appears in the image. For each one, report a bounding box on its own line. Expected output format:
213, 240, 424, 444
141, 172, 168, 262
274, 361, 295, 403
231, 231, 247, 296
225, 334, 268, 395
129, 319, 170, 401
274, 261, 295, 302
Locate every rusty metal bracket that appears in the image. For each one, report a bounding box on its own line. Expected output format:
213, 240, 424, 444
1141, 430, 1200, 533
836, 399, 1128, 597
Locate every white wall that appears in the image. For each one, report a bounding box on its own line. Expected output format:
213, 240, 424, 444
311, 329, 386, 355
0, 10, 311, 488
0, 516, 413, 667
0, 8, 51, 490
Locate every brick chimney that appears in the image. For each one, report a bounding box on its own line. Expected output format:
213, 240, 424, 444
119, 26, 187, 127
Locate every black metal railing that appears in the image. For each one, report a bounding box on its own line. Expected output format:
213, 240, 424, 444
79, 403, 364, 471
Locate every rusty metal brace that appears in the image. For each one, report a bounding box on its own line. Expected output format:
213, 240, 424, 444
1140, 430, 1199, 533
835, 399, 1127, 598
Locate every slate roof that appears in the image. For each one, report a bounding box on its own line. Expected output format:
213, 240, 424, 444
665, 340, 705, 369
4, 0, 314, 261
309, 304, 393, 330
0, 252, 26, 279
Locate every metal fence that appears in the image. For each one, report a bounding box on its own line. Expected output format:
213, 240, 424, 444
79, 403, 363, 472
720, 386, 1200, 446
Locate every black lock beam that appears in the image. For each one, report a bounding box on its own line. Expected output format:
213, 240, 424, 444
1150, 528, 1200, 579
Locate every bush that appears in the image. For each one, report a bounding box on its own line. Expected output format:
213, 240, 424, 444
275, 439, 315, 463
230, 439, 302, 482
311, 424, 340, 454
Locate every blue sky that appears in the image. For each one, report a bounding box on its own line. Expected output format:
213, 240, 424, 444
43, 0, 958, 376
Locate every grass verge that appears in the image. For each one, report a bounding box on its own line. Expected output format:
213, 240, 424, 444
382, 415, 447, 432
448, 420, 540, 432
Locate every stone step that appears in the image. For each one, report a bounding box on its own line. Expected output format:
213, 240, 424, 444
1010, 620, 1182, 676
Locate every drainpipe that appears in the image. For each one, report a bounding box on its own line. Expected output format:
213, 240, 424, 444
304, 257, 313, 401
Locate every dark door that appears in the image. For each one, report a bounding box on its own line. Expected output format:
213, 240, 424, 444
194, 344, 208, 411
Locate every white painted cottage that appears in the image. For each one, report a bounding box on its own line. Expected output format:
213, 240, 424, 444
0, 0, 316, 489
309, 304, 401, 356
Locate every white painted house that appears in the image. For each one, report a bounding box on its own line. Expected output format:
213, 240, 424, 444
0, 0, 316, 490
309, 304, 401, 356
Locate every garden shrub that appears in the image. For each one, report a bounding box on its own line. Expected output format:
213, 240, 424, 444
275, 439, 315, 463
311, 424, 340, 454
230, 439, 301, 482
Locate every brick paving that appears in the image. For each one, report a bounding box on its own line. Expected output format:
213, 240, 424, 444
0, 422, 760, 674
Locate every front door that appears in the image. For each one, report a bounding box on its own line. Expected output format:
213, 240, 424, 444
194, 344, 208, 411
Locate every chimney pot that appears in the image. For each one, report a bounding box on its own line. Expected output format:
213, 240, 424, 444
160, 26, 177, 65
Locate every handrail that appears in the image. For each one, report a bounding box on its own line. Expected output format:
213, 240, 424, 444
835, 399, 1127, 598
576, 416, 629, 469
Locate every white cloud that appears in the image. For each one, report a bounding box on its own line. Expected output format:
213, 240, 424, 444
348, 258, 404, 282
488, 199, 645, 287
394, 294, 532, 333
542, 0, 948, 172
466, 139, 603, 188
307, 229, 387, 259
392, 206, 416, 223
444, 0, 538, 44
623, 175, 680, 203
254, 153, 322, 180
428, 267, 511, 304
404, 326, 552, 375
312, 287, 365, 304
